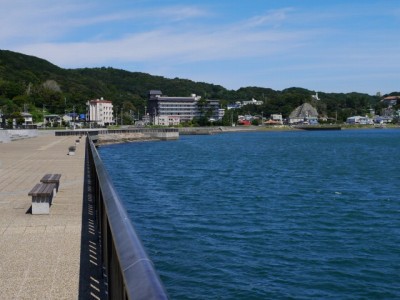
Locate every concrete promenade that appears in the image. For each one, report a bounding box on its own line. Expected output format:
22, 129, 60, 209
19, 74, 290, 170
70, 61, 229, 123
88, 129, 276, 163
0, 133, 101, 299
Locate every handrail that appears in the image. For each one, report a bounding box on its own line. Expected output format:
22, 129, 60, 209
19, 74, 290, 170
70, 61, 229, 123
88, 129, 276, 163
56, 128, 178, 136
87, 136, 168, 300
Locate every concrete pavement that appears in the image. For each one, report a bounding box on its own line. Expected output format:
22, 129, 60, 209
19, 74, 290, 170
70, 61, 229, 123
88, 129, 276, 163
0, 133, 103, 299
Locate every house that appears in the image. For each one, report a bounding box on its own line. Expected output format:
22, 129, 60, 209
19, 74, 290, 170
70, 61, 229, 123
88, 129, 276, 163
346, 116, 373, 124
44, 114, 62, 127
270, 114, 283, 124
242, 98, 263, 106
373, 116, 392, 124
227, 102, 241, 110
86, 98, 114, 126
238, 119, 251, 126
21, 112, 33, 125
228, 99, 263, 110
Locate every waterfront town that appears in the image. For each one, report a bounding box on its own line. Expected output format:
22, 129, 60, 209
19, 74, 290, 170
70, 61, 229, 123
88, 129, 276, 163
1, 91, 399, 131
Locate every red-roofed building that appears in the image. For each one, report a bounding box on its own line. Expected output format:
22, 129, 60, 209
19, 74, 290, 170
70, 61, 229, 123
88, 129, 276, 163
381, 96, 399, 106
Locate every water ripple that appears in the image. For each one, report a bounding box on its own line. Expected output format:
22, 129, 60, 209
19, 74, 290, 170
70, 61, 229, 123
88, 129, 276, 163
100, 130, 400, 299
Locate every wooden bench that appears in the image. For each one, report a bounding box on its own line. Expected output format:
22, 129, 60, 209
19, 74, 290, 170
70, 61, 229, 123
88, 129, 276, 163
40, 174, 61, 196
28, 183, 56, 215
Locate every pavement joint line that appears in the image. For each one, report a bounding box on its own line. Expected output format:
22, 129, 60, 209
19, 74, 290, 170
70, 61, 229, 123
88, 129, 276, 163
15, 259, 32, 299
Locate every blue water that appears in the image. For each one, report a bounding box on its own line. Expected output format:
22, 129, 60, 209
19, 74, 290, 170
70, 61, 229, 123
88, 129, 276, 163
99, 129, 400, 299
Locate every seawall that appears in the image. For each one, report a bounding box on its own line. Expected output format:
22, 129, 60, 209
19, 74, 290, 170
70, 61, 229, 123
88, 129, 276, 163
95, 128, 179, 145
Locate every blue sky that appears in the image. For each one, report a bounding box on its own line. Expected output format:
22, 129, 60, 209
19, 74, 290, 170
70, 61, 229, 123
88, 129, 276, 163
1, 0, 399, 95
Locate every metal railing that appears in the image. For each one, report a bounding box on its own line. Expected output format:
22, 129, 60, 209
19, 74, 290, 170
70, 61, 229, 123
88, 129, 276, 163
86, 136, 168, 300
56, 128, 178, 136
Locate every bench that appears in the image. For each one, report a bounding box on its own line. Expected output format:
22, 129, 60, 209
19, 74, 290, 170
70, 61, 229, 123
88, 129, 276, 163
28, 183, 56, 214
40, 174, 61, 196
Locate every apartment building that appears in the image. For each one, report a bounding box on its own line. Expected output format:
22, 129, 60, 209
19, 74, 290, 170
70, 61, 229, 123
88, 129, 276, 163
86, 98, 114, 126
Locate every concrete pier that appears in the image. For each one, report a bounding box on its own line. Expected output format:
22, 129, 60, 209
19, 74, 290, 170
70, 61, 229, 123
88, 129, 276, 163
0, 134, 101, 299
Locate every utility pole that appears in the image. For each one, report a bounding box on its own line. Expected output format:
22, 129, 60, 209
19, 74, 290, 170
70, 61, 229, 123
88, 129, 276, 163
261, 111, 264, 126
73, 105, 76, 130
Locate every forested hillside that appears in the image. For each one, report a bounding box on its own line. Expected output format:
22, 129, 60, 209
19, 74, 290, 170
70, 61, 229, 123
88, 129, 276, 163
0, 49, 397, 124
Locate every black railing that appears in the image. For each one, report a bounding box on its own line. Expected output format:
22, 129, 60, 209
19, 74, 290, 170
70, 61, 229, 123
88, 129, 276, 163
86, 136, 168, 300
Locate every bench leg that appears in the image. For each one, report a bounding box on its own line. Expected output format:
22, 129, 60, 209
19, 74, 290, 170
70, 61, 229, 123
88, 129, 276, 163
31, 196, 51, 215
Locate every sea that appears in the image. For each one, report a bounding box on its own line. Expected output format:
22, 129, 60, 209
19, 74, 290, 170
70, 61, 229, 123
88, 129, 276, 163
98, 129, 400, 299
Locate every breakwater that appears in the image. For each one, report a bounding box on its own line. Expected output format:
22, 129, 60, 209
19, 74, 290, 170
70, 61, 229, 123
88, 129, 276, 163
178, 126, 263, 135
55, 128, 179, 145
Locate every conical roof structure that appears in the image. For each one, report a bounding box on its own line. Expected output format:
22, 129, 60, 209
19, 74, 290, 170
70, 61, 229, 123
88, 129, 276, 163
289, 103, 318, 118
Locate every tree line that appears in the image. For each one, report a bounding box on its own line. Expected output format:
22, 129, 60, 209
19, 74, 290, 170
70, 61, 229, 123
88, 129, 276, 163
0, 50, 398, 125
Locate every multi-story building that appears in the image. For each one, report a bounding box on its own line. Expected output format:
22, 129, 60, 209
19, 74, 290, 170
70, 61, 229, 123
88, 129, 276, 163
154, 115, 180, 126
86, 98, 114, 126
148, 90, 224, 124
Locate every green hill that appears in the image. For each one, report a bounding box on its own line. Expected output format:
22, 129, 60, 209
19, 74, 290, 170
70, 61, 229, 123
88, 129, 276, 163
0, 49, 394, 124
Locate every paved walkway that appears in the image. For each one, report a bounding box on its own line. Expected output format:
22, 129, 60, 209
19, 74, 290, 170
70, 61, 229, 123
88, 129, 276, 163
0, 134, 101, 299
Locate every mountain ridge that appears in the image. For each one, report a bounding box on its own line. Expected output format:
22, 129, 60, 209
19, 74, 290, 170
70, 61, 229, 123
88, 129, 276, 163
0, 49, 396, 123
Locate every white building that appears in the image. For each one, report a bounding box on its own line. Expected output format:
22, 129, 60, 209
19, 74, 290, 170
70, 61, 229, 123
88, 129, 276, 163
21, 112, 33, 125
154, 115, 180, 126
311, 92, 320, 101
270, 114, 283, 124
346, 116, 373, 125
87, 98, 114, 126
242, 98, 263, 106
148, 90, 223, 123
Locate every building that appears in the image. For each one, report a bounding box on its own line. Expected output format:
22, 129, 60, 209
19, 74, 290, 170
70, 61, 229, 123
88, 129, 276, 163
311, 92, 320, 101
227, 99, 263, 110
288, 103, 319, 125
270, 114, 283, 124
242, 98, 263, 106
21, 112, 33, 126
1, 113, 34, 128
346, 116, 373, 124
227, 102, 241, 110
148, 90, 224, 124
381, 96, 399, 106
44, 114, 62, 127
154, 115, 180, 126
218, 109, 225, 120
86, 98, 114, 126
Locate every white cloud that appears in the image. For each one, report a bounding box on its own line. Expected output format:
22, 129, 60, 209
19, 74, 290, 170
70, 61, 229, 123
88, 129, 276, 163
2, 0, 400, 93
243, 8, 293, 28
7, 3, 319, 67
14, 22, 317, 69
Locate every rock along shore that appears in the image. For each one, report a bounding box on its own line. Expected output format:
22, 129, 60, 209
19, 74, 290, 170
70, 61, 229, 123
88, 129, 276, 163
96, 132, 163, 146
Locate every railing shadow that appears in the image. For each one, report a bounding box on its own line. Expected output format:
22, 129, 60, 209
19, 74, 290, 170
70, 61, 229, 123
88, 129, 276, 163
79, 136, 168, 300
78, 139, 106, 299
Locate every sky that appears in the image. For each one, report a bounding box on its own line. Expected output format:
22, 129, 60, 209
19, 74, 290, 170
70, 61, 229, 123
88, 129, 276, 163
1, 0, 400, 95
